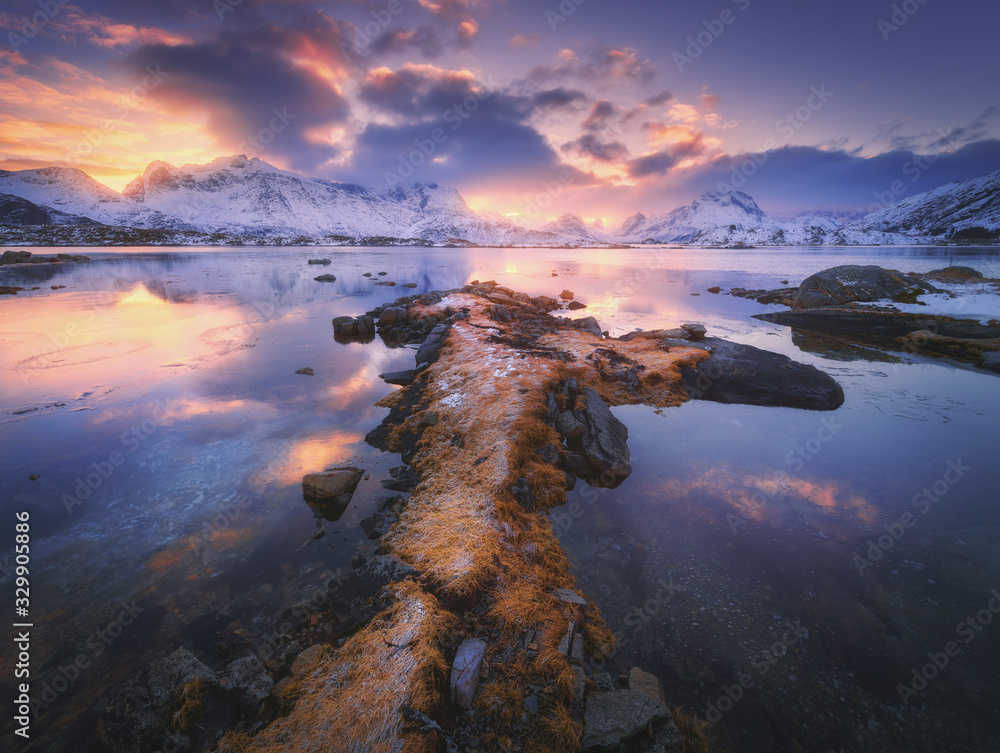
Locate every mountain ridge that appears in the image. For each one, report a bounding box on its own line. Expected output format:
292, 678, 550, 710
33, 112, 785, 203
1, 157, 997, 246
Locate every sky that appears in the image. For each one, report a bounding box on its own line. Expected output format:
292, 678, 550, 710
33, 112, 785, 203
2, 0, 999, 227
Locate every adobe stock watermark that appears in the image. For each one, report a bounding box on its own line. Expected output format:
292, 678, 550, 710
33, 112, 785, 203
866, 126, 953, 214
852, 458, 970, 576
673, 0, 752, 73
878, 0, 931, 41
64, 66, 170, 165
61, 400, 173, 514
192, 492, 255, 567
384, 74, 500, 186
339, 0, 404, 59
715, 84, 833, 195
897, 588, 1000, 704
6, 0, 70, 52
704, 619, 808, 724
591, 577, 681, 669
546, 0, 589, 31
28, 601, 145, 715
727, 415, 845, 534
239, 107, 296, 158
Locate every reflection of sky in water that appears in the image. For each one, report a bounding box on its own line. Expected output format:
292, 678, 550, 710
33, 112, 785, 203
0, 245, 998, 751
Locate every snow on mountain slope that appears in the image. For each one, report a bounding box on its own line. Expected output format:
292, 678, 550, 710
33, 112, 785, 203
0, 166, 179, 228
120, 155, 552, 243
539, 213, 600, 242
850, 169, 1000, 238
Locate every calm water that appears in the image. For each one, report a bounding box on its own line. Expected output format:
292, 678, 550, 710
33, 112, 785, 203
1, 246, 998, 752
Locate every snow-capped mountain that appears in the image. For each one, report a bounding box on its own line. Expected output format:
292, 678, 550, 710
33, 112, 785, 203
539, 212, 601, 243
612, 190, 924, 246
0, 166, 183, 229
849, 169, 1000, 238
2, 156, 998, 246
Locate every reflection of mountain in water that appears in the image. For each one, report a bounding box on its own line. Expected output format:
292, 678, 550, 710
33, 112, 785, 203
9, 249, 475, 314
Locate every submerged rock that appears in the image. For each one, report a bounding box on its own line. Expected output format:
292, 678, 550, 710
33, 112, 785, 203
327, 555, 419, 618
314, 273, 338, 282
680, 338, 845, 411
307, 258, 331, 265
450, 638, 487, 710
581, 689, 669, 751
98, 648, 217, 753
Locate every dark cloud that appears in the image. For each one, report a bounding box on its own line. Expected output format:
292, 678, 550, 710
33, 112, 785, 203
369, 26, 444, 58
527, 43, 656, 85
562, 133, 629, 163
583, 100, 618, 131
530, 88, 589, 111
122, 36, 350, 172
644, 89, 672, 107
626, 150, 677, 178
659, 139, 1000, 217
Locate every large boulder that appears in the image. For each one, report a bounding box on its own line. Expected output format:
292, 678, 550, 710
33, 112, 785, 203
415, 322, 451, 366
98, 648, 217, 753
332, 315, 375, 341
582, 689, 669, 751
793, 265, 927, 309
575, 386, 631, 486
680, 338, 845, 411
302, 467, 364, 500
218, 656, 273, 714
327, 555, 419, 618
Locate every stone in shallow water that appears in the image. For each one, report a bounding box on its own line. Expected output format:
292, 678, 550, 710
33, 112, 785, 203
302, 467, 364, 499
450, 638, 487, 710
581, 689, 669, 751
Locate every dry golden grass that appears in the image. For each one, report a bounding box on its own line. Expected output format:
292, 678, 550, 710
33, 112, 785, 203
235, 286, 701, 751
226, 581, 455, 753
171, 677, 207, 732
672, 706, 718, 753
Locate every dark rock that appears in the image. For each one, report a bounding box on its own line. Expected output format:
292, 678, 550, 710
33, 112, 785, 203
576, 386, 631, 486
314, 274, 338, 282
556, 410, 586, 440
382, 465, 419, 492
290, 644, 325, 676
794, 265, 928, 309
98, 648, 217, 753
29, 474, 40, 481
680, 338, 845, 411
402, 282, 418, 288
302, 467, 364, 500
332, 315, 376, 341
307, 258, 331, 265
351, 554, 368, 569
628, 667, 666, 705
490, 303, 514, 322
378, 306, 410, 326
523, 695, 539, 715
0, 286, 25, 295
213, 628, 252, 660
680, 323, 707, 341
581, 689, 669, 751
414, 322, 451, 366
1, 250, 32, 264
567, 300, 587, 310
707, 286, 722, 294
756, 308, 1000, 341
560, 452, 588, 472
568, 316, 603, 338
375, 280, 397, 286
295, 367, 314, 376
377, 494, 406, 512
450, 638, 487, 710
363, 272, 372, 277
511, 477, 533, 509
218, 656, 273, 714
379, 369, 416, 386
535, 443, 561, 465
546, 391, 561, 424
923, 266, 984, 282
360, 512, 386, 540
552, 587, 588, 605
327, 555, 419, 617
560, 289, 574, 300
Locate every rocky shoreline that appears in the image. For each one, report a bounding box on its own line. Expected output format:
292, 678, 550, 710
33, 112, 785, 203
719, 264, 1000, 374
